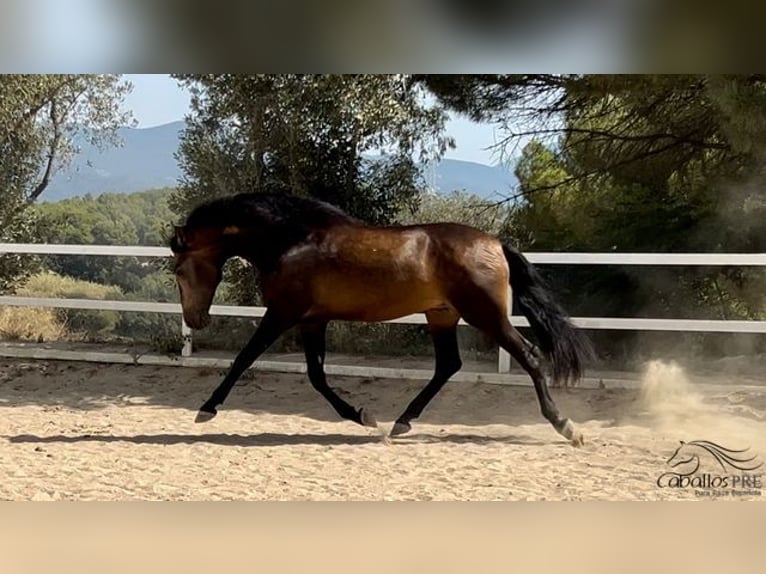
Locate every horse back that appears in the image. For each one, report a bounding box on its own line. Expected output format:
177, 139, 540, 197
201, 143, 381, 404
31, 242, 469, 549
262, 221, 508, 322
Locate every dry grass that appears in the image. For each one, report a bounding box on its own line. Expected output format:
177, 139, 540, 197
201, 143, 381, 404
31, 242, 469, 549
15, 272, 122, 300
1, 272, 124, 342
0, 307, 67, 342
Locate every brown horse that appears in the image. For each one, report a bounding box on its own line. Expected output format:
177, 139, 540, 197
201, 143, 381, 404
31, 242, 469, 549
170, 192, 593, 445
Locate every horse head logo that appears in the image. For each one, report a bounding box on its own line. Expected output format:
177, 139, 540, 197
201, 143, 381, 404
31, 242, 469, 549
666, 440, 763, 476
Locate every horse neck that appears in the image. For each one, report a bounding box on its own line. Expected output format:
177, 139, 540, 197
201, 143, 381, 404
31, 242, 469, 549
217, 220, 293, 273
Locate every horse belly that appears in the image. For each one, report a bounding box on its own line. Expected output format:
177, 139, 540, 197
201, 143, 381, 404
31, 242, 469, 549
308, 272, 444, 322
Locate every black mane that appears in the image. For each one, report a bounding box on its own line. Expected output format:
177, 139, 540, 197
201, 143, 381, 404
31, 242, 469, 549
173, 193, 361, 271
183, 192, 358, 232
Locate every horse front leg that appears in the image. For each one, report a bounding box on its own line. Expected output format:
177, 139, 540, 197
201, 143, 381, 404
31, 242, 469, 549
195, 310, 294, 422
390, 309, 461, 436
300, 321, 378, 428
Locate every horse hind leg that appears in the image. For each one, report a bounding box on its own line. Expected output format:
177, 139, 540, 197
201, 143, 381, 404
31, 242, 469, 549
455, 292, 584, 447
498, 321, 584, 446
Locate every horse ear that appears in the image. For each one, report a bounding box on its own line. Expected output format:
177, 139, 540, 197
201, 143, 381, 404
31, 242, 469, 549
679, 440, 686, 445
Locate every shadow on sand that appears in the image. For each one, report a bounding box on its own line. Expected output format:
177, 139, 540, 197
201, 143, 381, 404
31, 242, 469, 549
6, 431, 550, 448
0, 358, 651, 430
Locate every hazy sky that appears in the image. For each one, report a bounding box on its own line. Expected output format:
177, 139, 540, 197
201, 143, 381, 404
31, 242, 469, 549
122, 74, 505, 166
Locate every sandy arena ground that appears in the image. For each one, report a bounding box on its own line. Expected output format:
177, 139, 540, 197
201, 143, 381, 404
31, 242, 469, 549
1, 358, 764, 501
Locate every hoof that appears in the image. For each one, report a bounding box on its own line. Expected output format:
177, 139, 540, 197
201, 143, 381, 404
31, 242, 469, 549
558, 418, 584, 447
359, 408, 378, 428
389, 420, 412, 437
570, 431, 585, 448
195, 409, 217, 423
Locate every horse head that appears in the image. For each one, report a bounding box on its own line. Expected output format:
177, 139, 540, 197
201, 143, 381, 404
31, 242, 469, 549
170, 225, 228, 330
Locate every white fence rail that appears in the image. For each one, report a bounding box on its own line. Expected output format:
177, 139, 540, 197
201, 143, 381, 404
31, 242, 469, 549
2, 243, 766, 376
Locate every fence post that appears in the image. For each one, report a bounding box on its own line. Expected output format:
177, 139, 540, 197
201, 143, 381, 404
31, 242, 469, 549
497, 285, 512, 373
181, 318, 193, 357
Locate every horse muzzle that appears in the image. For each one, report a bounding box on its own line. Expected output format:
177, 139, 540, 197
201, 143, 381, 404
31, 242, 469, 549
184, 311, 211, 330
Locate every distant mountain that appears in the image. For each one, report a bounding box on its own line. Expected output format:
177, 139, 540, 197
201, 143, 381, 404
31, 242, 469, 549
43, 121, 186, 202
44, 121, 518, 202
422, 157, 518, 201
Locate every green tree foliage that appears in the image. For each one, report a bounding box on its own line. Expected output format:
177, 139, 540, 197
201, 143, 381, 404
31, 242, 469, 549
397, 190, 512, 235
171, 74, 453, 221
29, 189, 183, 350
422, 74, 766, 361
0, 74, 132, 291
32, 188, 176, 292
418, 75, 766, 187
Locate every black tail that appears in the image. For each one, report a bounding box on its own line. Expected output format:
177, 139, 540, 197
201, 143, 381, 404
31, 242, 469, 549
502, 245, 594, 385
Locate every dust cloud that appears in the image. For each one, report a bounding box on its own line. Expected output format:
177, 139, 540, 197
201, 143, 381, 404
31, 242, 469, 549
639, 359, 707, 421
637, 359, 766, 453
